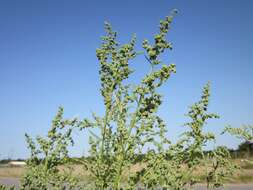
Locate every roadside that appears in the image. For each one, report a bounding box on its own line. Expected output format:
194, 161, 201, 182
1, 178, 253, 190
1, 158, 253, 188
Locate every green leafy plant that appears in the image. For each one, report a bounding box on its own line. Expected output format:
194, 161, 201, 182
224, 125, 253, 164
205, 146, 237, 189
21, 107, 79, 190
21, 10, 240, 190
0, 184, 15, 190
223, 125, 253, 141
78, 10, 237, 190
78, 10, 179, 190
131, 83, 237, 190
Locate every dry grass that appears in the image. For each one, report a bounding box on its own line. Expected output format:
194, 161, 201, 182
1, 159, 253, 183
58, 164, 91, 181
0, 166, 25, 178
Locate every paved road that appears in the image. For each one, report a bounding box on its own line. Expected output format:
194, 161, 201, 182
0, 178, 20, 188
195, 184, 253, 190
1, 178, 253, 189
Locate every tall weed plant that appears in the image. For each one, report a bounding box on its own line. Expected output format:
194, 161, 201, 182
20, 10, 247, 190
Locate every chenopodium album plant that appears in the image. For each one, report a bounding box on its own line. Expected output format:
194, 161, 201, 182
0, 185, 15, 190
78, 9, 237, 190
133, 83, 237, 190
223, 125, 253, 164
78, 10, 178, 189
22, 10, 240, 190
223, 125, 253, 142
21, 107, 79, 190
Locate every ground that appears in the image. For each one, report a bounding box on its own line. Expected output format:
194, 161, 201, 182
1, 158, 253, 188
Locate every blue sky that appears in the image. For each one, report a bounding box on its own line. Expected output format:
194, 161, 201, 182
0, 0, 252, 159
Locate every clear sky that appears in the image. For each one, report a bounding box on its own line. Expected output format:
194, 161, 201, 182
0, 0, 252, 159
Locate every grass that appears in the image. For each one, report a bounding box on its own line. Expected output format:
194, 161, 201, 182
241, 159, 253, 169
0, 165, 25, 178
